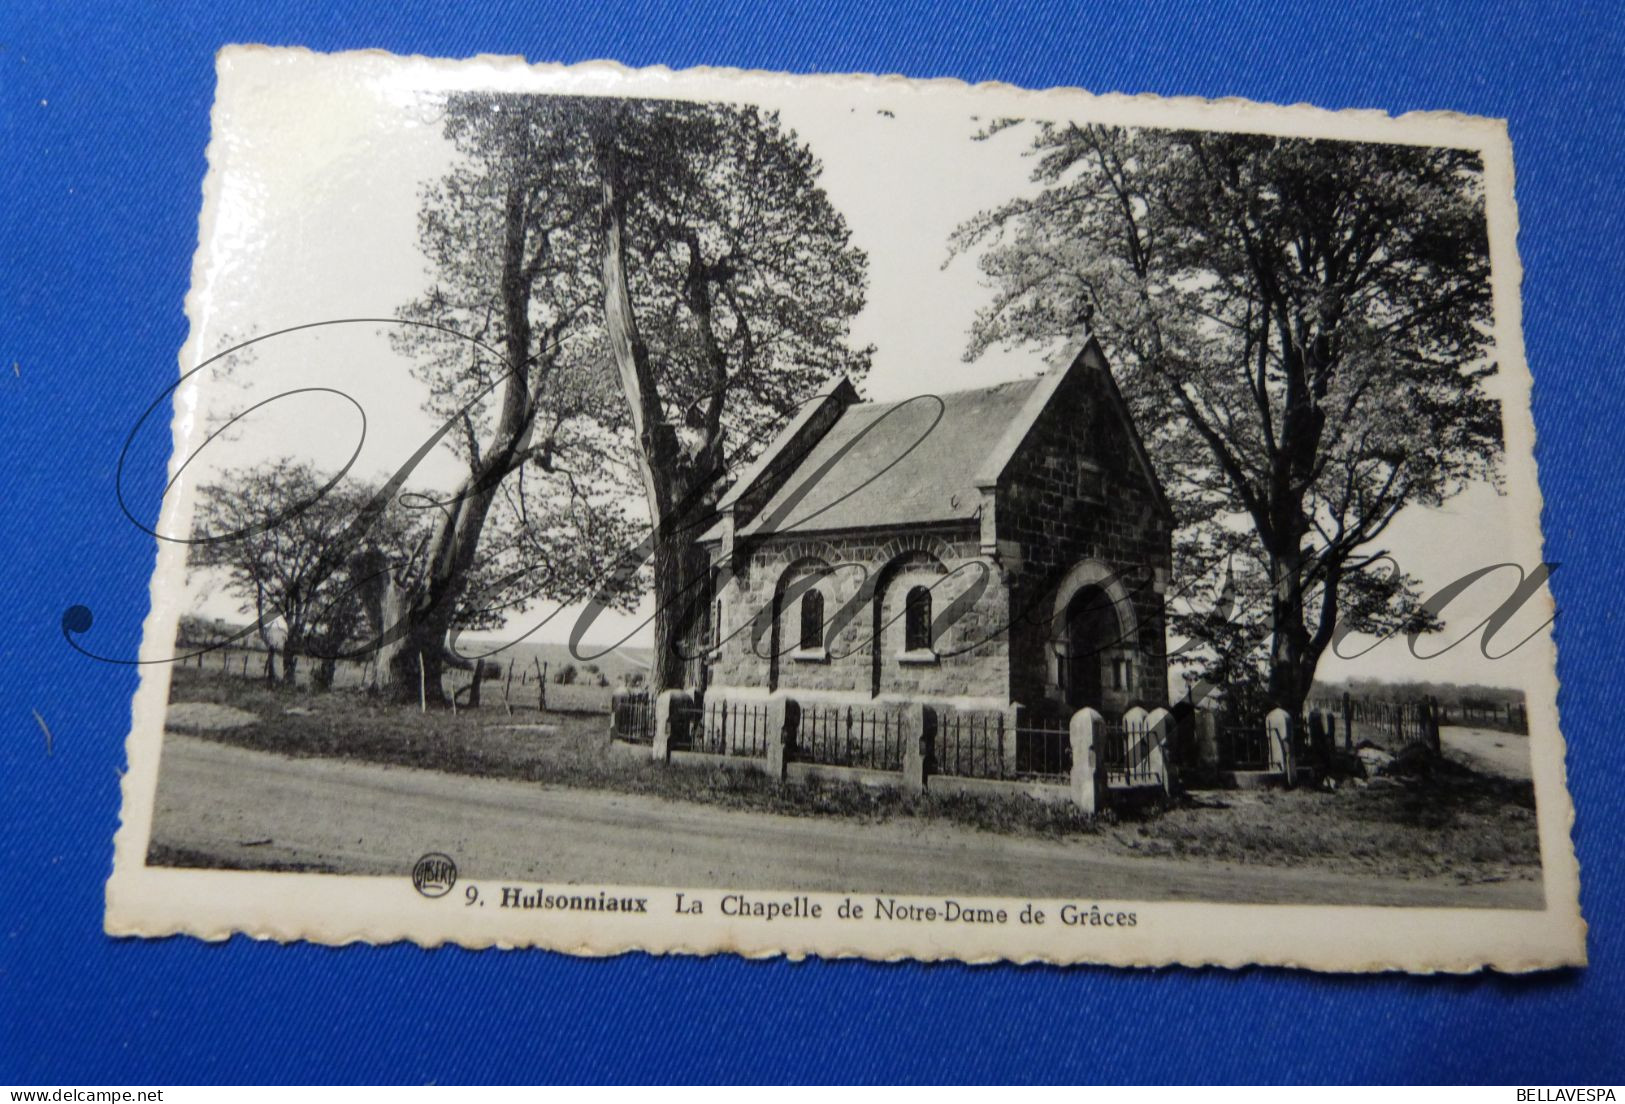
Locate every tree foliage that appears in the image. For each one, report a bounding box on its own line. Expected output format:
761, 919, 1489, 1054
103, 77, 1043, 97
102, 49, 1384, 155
424, 93, 873, 691
952, 123, 1499, 712
188, 460, 415, 684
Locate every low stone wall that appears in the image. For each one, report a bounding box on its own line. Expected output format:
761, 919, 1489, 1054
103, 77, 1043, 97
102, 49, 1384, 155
925, 773, 1073, 805
669, 749, 774, 776
786, 761, 907, 790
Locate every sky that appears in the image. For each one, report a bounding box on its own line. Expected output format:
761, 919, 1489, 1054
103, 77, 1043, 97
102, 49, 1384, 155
173, 51, 1553, 692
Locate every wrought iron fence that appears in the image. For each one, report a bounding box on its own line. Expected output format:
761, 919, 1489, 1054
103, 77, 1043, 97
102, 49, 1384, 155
1217, 723, 1270, 771
1014, 718, 1071, 781
668, 698, 704, 749
686, 699, 770, 758
610, 691, 653, 744
792, 704, 904, 771
932, 711, 1010, 780
1100, 721, 1164, 785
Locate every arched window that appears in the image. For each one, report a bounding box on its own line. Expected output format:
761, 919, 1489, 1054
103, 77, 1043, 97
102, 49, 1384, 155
904, 586, 932, 652
799, 590, 825, 651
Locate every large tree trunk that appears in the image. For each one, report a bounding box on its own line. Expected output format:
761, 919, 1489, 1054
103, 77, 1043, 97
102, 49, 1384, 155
382, 615, 453, 707
1265, 541, 1329, 723
598, 142, 680, 694
371, 487, 498, 708
311, 652, 339, 692
363, 177, 547, 708
595, 135, 724, 694
648, 515, 715, 692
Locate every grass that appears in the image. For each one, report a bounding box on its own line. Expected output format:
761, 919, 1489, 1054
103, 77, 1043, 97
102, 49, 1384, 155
165, 666, 1102, 839
165, 666, 1542, 881
1115, 771, 1540, 883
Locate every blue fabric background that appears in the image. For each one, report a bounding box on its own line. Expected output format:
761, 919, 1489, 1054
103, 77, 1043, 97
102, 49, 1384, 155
2, 0, 1622, 1085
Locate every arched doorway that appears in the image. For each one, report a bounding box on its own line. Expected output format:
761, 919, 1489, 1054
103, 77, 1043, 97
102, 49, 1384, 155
1063, 584, 1120, 711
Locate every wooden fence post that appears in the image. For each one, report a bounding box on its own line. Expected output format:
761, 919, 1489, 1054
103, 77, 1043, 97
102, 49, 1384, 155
1342, 691, 1353, 752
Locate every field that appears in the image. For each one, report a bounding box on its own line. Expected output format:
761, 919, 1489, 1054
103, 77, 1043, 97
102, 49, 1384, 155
154, 666, 1543, 888
172, 643, 626, 712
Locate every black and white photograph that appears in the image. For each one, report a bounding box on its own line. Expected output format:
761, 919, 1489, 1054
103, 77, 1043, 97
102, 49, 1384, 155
105, 49, 1582, 970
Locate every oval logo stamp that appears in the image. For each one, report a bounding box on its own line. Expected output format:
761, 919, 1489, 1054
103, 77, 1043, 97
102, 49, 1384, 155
411, 852, 458, 898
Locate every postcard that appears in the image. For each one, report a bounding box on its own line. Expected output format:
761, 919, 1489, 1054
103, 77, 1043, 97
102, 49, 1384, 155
103, 47, 1584, 970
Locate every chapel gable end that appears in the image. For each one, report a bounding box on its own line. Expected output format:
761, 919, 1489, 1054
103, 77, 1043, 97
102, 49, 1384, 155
998, 340, 1172, 524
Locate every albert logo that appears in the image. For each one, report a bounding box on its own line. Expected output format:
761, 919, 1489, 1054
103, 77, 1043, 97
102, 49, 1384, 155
412, 853, 458, 899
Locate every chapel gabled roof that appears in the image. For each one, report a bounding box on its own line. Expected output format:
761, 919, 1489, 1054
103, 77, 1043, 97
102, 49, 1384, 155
720, 338, 1172, 542
734, 376, 1041, 538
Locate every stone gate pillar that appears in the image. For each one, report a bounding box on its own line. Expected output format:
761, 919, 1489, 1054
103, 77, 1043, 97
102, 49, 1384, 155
654, 689, 694, 763
1266, 708, 1294, 784
765, 696, 793, 781
1068, 707, 1107, 815
1145, 707, 1174, 797
901, 702, 929, 794
1194, 710, 1219, 774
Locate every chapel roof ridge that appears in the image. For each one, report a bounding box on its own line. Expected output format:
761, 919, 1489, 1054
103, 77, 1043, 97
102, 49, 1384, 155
851, 369, 1047, 408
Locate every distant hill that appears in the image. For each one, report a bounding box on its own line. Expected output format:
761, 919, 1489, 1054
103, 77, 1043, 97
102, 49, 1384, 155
454, 636, 652, 686
1311, 677, 1524, 708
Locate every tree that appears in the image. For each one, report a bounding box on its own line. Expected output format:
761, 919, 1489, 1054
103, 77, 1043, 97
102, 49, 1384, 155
952, 124, 1499, 717
431, 94, 872, 693
189, 460, 409, 685
583, 96, 873, 691
379, 96, 645, 705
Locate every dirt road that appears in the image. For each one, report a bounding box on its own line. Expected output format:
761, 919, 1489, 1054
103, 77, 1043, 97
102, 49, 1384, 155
148, 735, 1541, 908
1441, 726, 1534, 780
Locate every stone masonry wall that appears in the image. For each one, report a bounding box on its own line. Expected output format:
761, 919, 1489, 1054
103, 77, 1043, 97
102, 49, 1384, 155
708, 525, 1010, 703
997, 361, 1173, 714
